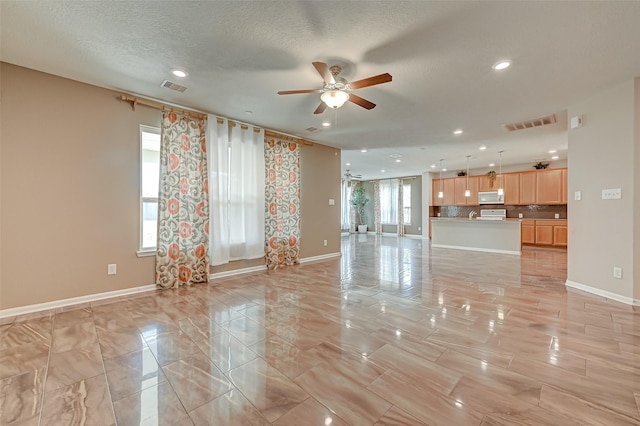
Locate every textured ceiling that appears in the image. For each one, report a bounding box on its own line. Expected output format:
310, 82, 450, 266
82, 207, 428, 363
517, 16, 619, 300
3, 1, 640, 180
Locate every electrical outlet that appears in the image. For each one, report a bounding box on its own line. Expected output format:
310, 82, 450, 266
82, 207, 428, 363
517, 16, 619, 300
518, 213, 523, 219
602, 188, 622, 200
323, 239, 327, 246
574, 191, 581, 201
107, 264, 117, 275
418, 226, 421, 231
613, 267, 622, 279
555, 213, 560, 219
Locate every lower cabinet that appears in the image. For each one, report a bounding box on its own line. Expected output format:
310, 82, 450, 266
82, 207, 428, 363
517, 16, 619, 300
522, 220, 567, 247
521, 221, 535, 244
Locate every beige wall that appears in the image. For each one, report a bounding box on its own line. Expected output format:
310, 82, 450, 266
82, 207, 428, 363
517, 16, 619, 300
299, 143, 342, 257
635, 78, 640, 300
567, 78, 637, 300
0, 63, 341, 310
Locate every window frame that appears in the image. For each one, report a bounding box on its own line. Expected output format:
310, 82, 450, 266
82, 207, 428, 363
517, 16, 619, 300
138, 125, 161, 255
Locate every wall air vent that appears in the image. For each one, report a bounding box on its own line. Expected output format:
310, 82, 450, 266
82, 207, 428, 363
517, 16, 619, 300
305, 126, 319, 133
160, 80, 187, 93
503, 114, 557, 132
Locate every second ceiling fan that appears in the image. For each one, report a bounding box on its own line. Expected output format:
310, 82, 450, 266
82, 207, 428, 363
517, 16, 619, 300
277, 61, 392, 114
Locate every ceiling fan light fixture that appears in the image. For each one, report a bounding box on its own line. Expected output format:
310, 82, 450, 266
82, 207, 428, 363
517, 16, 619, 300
321, 90, 349, 109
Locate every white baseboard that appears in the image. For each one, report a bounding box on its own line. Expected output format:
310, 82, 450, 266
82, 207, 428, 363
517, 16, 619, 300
0, 284, 157, 320
299, 252, 342, 264
431, 243, 521, 256
403, 234, 424, 239
209, 265, 267, 280
565, 280, 639, 306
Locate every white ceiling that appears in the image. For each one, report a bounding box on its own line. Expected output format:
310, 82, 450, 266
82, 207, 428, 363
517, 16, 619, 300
3, 1, 640, 180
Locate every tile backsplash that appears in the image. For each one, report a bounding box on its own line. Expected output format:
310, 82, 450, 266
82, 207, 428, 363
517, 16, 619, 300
435, 204, 567, 219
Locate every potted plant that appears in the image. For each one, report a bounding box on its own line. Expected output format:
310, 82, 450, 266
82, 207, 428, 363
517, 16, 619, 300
486, 170, 496, 187
350, 186, 369, 233
457, 171, 467, 176
533, 162, 550, 169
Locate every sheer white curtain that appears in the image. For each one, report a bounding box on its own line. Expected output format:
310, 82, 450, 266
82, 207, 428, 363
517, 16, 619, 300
207, 116, 265, 265
380, 178, 399, 224
341, 179, 351, 230
228, 124, 265, 260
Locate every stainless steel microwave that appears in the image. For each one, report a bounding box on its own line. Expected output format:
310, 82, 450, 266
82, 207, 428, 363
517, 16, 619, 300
478, 191, 504, 205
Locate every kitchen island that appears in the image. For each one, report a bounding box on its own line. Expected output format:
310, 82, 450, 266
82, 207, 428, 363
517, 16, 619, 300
431, 218, 522, 255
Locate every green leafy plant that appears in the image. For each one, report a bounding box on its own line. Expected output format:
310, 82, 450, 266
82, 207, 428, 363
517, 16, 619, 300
486, 170, 496, 188
533, 162, 550, 169
350, 186, 369, 225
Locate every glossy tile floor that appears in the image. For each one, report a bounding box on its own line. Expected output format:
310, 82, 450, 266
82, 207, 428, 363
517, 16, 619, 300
1, 235, 639, 425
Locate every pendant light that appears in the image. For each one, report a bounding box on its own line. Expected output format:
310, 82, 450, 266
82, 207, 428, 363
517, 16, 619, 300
464, 155, 471, 197
438, 159, 444, 198
497, 151, 504, 196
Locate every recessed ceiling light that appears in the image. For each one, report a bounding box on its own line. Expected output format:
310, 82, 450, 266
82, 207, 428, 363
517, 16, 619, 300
479, 146, 487, 151
172, 69, 188, 78
492, 60, 511, 71
430, 164, 436, 168
489, 163, 495, 167
442, 168, 447, 172
381, 169, 386, 173
395, 159, 402, 163
453, 129, 463, 135
551, 155, 559, 160
548, 149, 557, 154
244, 110, 253, 115
345, 162, 351, 166
361, 149, 367, 153
322, 122, 331, 127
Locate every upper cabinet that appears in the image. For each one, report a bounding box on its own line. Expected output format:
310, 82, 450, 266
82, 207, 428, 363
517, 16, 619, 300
519, 171, 537, 205
503, 173, 520, 205
454, 176, 479, 206
432, 168, 566, 206
432, 178, 455, 206
536, 169, 563, 204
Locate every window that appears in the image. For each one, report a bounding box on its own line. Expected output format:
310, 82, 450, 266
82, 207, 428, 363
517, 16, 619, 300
403, 183, 411, 225
140, 126, 160, 251
341, 180, 351, 230
380, 179, 399, 225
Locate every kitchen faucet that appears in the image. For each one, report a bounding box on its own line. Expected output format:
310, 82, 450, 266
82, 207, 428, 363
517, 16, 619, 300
469, 210, 477, 220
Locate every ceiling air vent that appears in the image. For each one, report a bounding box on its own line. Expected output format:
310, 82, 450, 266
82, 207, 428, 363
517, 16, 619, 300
305, 126, 319, 133
503, 114, 557, 132
160, 80, 187, 93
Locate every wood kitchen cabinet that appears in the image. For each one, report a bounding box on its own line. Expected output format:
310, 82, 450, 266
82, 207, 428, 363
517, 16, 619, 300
478, 175, 497, 192
561, 169, 568, 204
521, 220, 535, 244
432, 178, 455, 206
454, 176, 479, 205
535, 223, 554, 245
519, 172, 537, 205
522, 219, 567, 247
503, 173, 520, 205
536, 169, 563, 204
432, 179, 442, 206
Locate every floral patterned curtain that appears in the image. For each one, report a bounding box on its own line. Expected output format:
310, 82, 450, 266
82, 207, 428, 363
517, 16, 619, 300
397, 178, 405, 236
156, 111, 209, 288
373, 180, 382, 235
264, 137, 300, 269
349, 180, 358, 233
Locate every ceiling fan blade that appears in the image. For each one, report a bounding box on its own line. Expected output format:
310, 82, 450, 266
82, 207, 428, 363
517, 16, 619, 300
312, 61, 335, 85
348, 93, 376, 110
278, 89, 323, 95
349, 73, 392, 90
313, 102, 327, 115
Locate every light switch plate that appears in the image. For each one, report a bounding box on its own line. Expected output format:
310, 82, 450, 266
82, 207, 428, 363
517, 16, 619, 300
574, 191, 581, 201
602, 188, 622, 200
329, 199, 335, 205
107, 264, 117, 275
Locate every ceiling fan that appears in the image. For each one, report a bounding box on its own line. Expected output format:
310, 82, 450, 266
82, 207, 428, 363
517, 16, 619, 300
277, 61, 392, 114
344, 170, 362, 181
